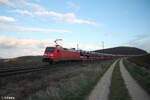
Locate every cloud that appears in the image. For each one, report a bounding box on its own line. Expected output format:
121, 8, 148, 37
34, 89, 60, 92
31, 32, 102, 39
15, 0, 45, 11
11, 9, 99, 26
0, 35, 102, 58
66, 1, 80, 11
11, 9, 33, 16
35, 11, 99, 26
130, 40, 150, 53
79, 44, 102, 51
0, 23, 70, 33
0, 16, 16, 22
0, 35, 54, 49
128, 34, 150, 45
0, 0, 44, 11
135, 34, 150, 40
4, 0, 99, 26
59, 41, 102, 51
127, 34, 150, 52
3, 0, 99, 26
0, 0, 14, 7
65, 18, 99, 26
35, 11, 64, 17
0, 35, 53, 58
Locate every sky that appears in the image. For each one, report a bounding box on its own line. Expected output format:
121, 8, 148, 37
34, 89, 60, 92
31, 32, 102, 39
0, 0, 150, 58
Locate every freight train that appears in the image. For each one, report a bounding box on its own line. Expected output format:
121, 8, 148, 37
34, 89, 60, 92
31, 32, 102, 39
42, 45, 125, 64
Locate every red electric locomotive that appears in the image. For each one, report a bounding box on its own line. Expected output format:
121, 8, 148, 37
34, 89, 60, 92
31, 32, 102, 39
43, 45, 80, 64
43, 45, 129, 64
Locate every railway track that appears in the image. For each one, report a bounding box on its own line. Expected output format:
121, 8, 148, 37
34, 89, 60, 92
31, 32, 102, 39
0, 61, 82, 77
0, 64, 52, 77
0, 60, 106, 77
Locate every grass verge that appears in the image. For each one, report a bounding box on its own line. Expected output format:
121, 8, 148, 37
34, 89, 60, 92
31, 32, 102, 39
109, 60, 131, 100
27, 59, 117, 100
123, 59, 150, 95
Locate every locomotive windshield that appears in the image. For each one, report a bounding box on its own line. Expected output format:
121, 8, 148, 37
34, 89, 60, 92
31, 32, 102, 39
45, 47, 55, 52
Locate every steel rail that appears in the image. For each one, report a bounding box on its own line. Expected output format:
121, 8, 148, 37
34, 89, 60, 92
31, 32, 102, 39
0, 64, 52, 77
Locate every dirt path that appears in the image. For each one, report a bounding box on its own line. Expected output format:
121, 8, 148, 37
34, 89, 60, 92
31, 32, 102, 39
120, 59, 150, 100
87, 60, 118, 100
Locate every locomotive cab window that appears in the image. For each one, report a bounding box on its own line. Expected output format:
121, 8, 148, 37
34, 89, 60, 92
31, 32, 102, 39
45, 48, 55, 52
57, 50, 59, 52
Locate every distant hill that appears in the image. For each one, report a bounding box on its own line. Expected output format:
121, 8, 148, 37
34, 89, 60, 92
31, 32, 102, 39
16, 55, 42, 59
0, 55, 43, 68
95, 46, 147, 55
